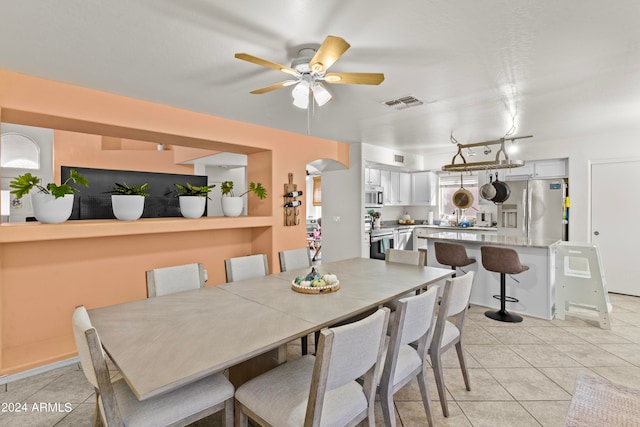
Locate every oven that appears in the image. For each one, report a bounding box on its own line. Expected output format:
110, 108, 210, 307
370, 230, 394, 260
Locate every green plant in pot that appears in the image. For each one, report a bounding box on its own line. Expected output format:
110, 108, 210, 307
174, 182, 216, 219
9, 169, 88, 223
220, 181, 267, 217
107, 182, 150, 221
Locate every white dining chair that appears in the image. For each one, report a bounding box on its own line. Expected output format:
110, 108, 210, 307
384, 249, 426, 311
72, 306, 235, 426
429, 271, 475, 417
146, 262, 207, 297
386, 248, 425, 266
235, 307, 390, 427
224, 254, 269, 282
278, 247, 312, 272
379, 285, 439, 427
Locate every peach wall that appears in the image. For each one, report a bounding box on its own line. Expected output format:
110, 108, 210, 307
0, 68, 349, 374
53, 130, 197, 181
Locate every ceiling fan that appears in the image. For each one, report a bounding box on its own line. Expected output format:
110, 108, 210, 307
235, 35, 385, 109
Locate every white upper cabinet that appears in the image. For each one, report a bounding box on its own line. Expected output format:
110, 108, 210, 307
503, 163, 535, 180
384, 171, 411, 205
367, 167, 436, 207
365, 167, 382, 187
532, 159, 567, 178
380, 170, 392, 204
503, 159, 568, 181
411, 171, 436, 205
399, 172, 411, 205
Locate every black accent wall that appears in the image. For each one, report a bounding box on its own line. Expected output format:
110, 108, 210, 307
61, 166, 208, 220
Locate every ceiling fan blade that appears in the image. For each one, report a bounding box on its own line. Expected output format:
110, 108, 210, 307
250, 80, 298, 94
235, 53, 298, 77
324, 72, 385, 85
309, 36, 351, 74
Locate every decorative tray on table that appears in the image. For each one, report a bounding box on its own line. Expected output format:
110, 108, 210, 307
291, 267, 340, 294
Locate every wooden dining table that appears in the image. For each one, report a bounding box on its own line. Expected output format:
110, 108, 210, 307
88, 257, 453, 401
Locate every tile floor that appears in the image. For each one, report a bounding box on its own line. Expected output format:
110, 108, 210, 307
1, 292, 640, 426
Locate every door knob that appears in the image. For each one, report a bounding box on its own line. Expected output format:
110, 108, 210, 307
593, 231, 600, 236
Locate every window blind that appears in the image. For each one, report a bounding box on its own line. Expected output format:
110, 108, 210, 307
439, 173, 478, 187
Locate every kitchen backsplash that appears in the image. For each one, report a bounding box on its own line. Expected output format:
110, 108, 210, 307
376, 204, 497, 224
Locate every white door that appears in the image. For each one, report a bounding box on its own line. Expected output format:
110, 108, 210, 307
591, 160, 640, 295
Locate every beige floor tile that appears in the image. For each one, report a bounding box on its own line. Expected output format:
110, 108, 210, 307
486, 367, 572, 401
552, 343, 631, 367
462, 324, 502, 345
54, 403, 98, 427
518, 316, 556, 327
610, 312, 640, 327
0, 404, 71, 427
520, 400, 571, 427
537, 367, 603, 394
467, 304, 490, 314
394, 372, 453, 402
608, 295, 640, 311
523, 326, 589, 344
373, 399, 401, 426
0, 365, 74, 402
595, 342, 640, 365
457, 401, 540, 427
609, 315, 632, 327
24, 369, 99, 406
426, 348, 482, 369
444, 368, 513, 401
396, 400, 472, 427
610, 325, 640, 343
509, 344, 583, 368
484, 326, 545, 344
465, 345, 532, 368
560, 326, 632, 344
590, 366, 640, 389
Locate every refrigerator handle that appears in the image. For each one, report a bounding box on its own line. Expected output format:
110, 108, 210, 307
525, 182, 531, 239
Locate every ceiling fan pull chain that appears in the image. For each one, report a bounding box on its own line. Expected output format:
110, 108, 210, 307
307, 93, 311, 135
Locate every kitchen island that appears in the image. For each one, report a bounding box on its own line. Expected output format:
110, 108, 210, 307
422, 232, 560, 320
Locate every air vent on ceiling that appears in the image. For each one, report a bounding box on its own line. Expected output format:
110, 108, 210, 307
394, 154, 405, 164
382, 95, 424, 110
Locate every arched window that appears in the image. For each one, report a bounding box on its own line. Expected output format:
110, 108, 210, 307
1, 133, 40, 169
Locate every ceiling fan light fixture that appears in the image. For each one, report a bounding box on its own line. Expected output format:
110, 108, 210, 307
292, 80, 310, 109
293, 95, 309, 109
312, 83, 332, 106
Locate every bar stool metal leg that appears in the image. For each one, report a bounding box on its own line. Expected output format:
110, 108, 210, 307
484, 273, 523, 323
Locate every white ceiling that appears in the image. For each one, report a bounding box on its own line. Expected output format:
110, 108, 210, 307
0, 1, 639, 155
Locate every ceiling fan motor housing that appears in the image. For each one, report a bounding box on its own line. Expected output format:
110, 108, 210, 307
291, 48, 317, 73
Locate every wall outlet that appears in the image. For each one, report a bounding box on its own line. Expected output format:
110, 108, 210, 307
333, 216, 341, 223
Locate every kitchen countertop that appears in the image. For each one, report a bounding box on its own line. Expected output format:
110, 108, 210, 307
414, 225, 497, 231
424, 231, 559, 248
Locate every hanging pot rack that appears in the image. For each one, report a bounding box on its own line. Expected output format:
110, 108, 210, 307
441, 135, 532, 172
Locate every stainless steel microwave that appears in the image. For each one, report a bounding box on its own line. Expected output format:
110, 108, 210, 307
365, 186, 384, 207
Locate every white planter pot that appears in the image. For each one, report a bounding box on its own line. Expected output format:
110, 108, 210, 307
111, 195, 145, 221
221, 197, 243, 217
31, 193, 74, 224
179, 196, 206, 219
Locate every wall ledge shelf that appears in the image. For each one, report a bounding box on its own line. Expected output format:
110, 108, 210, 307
0, 216, 273, 243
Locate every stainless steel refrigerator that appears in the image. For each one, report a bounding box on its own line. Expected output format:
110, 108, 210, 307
497, 179, 568, 241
